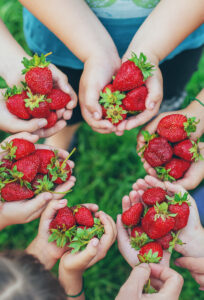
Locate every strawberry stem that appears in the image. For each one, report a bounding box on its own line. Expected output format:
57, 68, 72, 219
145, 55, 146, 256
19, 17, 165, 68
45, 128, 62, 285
61, 148, 76, 170
44, 52, 52, 58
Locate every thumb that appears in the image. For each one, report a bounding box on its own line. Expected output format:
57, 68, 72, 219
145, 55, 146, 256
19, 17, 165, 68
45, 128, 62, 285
14, 118, 48, 133
83, 88, 102, 120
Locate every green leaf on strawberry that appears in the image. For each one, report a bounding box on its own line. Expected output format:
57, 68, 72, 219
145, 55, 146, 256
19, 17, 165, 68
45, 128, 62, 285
22, 53, 51, 74
99, 89, 125, 108
155, 167, 176, 182
130, 52, 155, 81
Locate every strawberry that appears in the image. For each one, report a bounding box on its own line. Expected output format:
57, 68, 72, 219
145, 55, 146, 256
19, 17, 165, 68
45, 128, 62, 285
31, 174, 54, 194
73, 205, 94, 227
157, 114, 199, 143
142, 202, 176, 239
167, 192, 190, 231
1, 182, 34, 201
142, 187, 167, 206
138, 242, 163, 263
156, 232, 173, 250
122, 203, 144, 226
143, 136, 173, 167
1, 138, 35, 160
22, 53, 53, 94
12, 153, 40, 182
102, 83, 115, 93
130, 226, 151, 250
1, 159, 13, 169
113, 52, 154, 92
31, 174, 44, 191
47, 88, 71, 110
173, 139, 203, 162
35, 149, 55, 174
24, 90, 51, 118
44, 111, 58, 129
48, 159, 71, 184
122, 86, 148, 112
156, 158, 191, 181
102, 105, 127, 125
5, 87, 30, 120
49, 206, 76, 248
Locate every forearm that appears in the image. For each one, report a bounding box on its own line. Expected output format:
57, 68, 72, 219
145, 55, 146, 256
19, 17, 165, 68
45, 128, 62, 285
125, 0, 204, 63
59, 271, 85, 300
26, 238, 57, 270
19, 0, 118, 63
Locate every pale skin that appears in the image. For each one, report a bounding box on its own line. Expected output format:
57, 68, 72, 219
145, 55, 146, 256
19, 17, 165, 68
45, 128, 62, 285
27, 199, 117, 300
0, 132, 76, 229
137, 90, 204, 190
0, 19, 77, 137
116, 263, 183, 300
19, 0, 204, 139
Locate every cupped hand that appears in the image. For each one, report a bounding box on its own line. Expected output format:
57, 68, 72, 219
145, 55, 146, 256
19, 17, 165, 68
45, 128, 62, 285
117, 190, 170, 268
79, 53, 121, 134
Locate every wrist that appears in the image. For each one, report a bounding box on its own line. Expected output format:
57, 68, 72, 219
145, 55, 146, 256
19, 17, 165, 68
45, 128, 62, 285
59, 268, 83, 295
26, 237, 57, 269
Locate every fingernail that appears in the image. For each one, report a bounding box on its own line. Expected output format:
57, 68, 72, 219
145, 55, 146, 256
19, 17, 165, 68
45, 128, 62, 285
39, 119, 47, 127
91, 238, 99, 247
45, 193, 52, 200
68, 100, 74, 107
199, 287, 204, 291
148, 102, 155, 110
93, 112, 100, 120
59, 199, 67, 204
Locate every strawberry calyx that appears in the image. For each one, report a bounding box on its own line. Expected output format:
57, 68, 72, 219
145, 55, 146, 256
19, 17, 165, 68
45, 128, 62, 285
166, 192, 190, 206
105, 105, 127, 124
4, 85, 23, 99
49, 225, 76, 248
168, 231, 183, 253
99, 89, 125, 108
130, 232, 152, 250
138, 249, 161, 263
137, 130, 157, 155
33, 175, 54, 195
155, 167, 176, 182
24, 88, 51, 111
129, 52, 155, 81
154, 202, 177, 221
183, 117, 199, 136
1, 141, 17, 160
22, 52, 52, 74
189, 139, 204, 162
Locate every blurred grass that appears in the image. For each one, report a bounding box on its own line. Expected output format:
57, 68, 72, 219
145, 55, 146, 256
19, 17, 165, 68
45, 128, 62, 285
0, 1, 204, 299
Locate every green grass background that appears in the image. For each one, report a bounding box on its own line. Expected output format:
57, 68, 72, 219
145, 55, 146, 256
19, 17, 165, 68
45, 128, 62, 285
0, 1, 204, 299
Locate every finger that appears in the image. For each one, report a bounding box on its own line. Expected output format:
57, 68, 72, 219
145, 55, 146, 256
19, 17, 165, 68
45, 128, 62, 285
95, 212, 117, 242
25, 192, 53, 218
116, 119, 128, 132
190, 273, 204, 286
164, 181, 186, 195
91, 127, 115, 134
145, 71, 163, 110
81, 107, 114, 130
116, 214, 130, 245
62, 110, 73, 121
144, 175, 166, 189
34, 120, 66, 138
128, 264, 151, 295
1, 132, 39, 145
53, 176, 76, 200
82, 203, 99, 212
133, 178, 150, 191
98, 211, 115, 246
122, 196, 131, 212
150, 263, 183, 297
175, 257, 204, 274
129, 191, 141, 205
56, 108, 65, 119
13, 118, 48, 133
115, 130, 124, 136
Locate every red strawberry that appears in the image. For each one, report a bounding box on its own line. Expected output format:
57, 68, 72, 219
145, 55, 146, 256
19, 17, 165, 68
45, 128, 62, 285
49, 207, 76, 231
157, 232, 173, 250
1, 159, 13, 169
122, 203, 144, 226
142, 187, 167, 206
1, 138, 35, 160
48, 159, 72, 184
73, 205, 94, 227
173, 139, 203, 162
157, 114, 199, 143
113, 52, 154, 92
123, 86, 148, 112
167, 192, 190, 231
138, 242, 163, 263
156, 158, 191, 181
102, 105, 127, 125
142, 202, 175, 239
1, 182, 34, 201
5, 87, 30, 120
31, 174, 54, 194
44, 111, 58, 129
22, 53, 53, 94
35, 149, 55, 174
130, 226, 150, 250
143, 136, 173, 167
102, 83, 115, 93
12, 153, 40, 182
31, 174, 44, 191
48, 89, 71, 110
25, 90, 51, 118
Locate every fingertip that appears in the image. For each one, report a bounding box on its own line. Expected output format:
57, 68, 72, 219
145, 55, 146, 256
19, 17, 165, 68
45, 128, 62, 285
93, 112, 101, 120
38, 119, 48, 128
146, 102, 155, 110
91, 238, 99, 247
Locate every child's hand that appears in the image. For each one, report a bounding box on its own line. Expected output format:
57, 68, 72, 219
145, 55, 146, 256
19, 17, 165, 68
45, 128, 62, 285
133, 176, 204, 258
137, 107, 204, 190
115, 53, 163, 135
117, 190, 170, 268
79, 53, 121, 134
175, 257, 204, 290
116, 263, 183, 300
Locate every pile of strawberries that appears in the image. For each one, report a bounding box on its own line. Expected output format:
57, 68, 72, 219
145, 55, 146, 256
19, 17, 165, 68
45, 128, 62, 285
49, 205, 104, 253
99, 53, 154, 125
0, 138, 74, 201
5, 53, 71, 129
122, 187, 190, 263
139, 114, 203, 181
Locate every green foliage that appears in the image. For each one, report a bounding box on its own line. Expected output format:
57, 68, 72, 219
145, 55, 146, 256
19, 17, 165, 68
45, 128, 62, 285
0, 0, 204, 299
